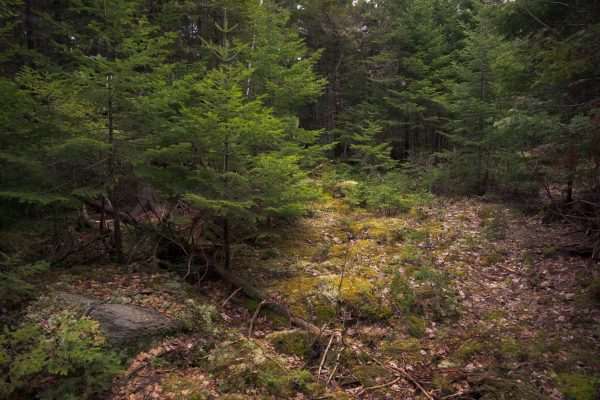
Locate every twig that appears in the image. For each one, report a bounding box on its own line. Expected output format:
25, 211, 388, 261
442, 391, 471, 399
254, 339, 292, 377
367, 354, 434, 400
183, 250, 194, 280
356, 376, 402, 396
318, 332, 336, 378
221, 287, 242, 308
248, 299, 268, 337
122, 361, 148, 381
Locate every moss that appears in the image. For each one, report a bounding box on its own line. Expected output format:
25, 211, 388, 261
266, 330, 317, 358
270, 275, 391, 323
397, 243, 423, 265
483, 249, 506, 266
453, 339, 484, 362
431, 375, 454, 394
555, 373, 597, 400
162, 373, 210, 400
541, 246, 557, 256
483, 213, 509, 240
586, 277, 600, 305
483, 310, 508, 321
497, 338, 537, 362
405, 228, 428, 242
206, 337, 321, 397
406, 315, 427, 338
350, 364, 392, 387
350, 218, 406, 243
470, 373, 547, 400
380, 338, 421, 357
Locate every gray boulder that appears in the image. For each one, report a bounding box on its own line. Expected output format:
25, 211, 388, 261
58, 291, 178, 348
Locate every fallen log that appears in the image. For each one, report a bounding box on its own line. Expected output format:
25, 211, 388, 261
212, 264, 320, 334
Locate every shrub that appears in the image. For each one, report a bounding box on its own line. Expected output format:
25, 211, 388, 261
0, 311, 123, 399
0, 252, 48, 308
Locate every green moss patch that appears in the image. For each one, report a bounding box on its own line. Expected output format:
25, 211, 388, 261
266, 329, 319, 359
270, 275, 392, 323
206, 337, 321, 397
555, 373, 597, 400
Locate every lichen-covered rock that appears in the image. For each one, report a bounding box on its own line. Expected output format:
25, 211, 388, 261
57, 291, 177, 348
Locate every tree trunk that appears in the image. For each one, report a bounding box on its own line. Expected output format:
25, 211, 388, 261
107, 74, 123, 262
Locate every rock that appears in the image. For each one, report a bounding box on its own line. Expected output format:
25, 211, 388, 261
57, 291, 178, 348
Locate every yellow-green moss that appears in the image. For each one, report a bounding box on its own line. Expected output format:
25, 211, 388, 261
206, 337, 320, 397
380, 338, 421, 357
497, 337, 537, 362
431, 375, 454, 394
483, 310, 508, 321
542, 246, 558, 256
350, 218, 406, 243
483, 249, 506, 266
406, 315, 427, 338
162, 373, 210, 400
453, 339, 484, 362
555, 374, 597, 400
271, 275, 392, 322
350, 364, 392, 387
266, 330, 317, 358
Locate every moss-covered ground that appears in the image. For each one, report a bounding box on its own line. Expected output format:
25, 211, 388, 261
34, 187, 598, 399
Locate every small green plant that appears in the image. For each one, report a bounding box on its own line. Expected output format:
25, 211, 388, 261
453, 339, 484, 362
482, 212, 509, 240
406, 315, 427, 338
0, 311, 123, 399
483, 249, 506, 266
0, 252, 48, 307
390, 268, 460, 322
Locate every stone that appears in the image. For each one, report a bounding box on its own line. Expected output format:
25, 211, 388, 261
58, 291, 177, 348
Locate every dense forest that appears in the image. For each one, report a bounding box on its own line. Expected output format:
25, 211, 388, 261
0, 0, 599, 399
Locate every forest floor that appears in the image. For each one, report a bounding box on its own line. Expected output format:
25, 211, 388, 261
43, 193, 599, 399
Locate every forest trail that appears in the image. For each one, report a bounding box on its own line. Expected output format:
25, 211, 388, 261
56, 194, 596, 399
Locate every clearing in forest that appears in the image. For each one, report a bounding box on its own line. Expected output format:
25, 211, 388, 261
43, 192, 598, 399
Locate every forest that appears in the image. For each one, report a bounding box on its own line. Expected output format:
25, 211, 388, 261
0, 0, 599, 398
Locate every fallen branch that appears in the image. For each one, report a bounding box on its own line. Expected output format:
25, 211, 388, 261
366, 353, 434, 400
318, 332, 336, 378
212, 263, 320, 333
221, 287, 242, 308
248, 299, 268, 337
356, 376, 402, 396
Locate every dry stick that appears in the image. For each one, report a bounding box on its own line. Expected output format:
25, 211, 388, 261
367, 354, 434, 400
183, 250, 194, 280
318, 332, 336, 378
248, 299, 268, 337
221, 287, 242, 308
254, 340, 292, 377
356, 376, 402, 396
